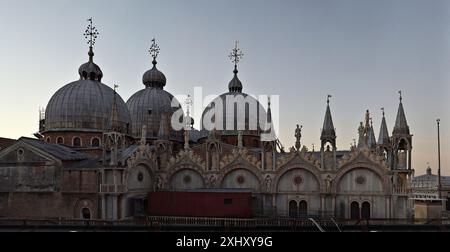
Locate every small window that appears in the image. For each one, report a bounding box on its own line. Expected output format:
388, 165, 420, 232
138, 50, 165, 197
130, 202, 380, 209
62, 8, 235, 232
81, 208, 91, 220
148, 109, 152, 115
57, 137, 64, 144
73, 137, 81, 147
46, 137, 51, 143
224, 198, 233, 205
91, 138, 100, 147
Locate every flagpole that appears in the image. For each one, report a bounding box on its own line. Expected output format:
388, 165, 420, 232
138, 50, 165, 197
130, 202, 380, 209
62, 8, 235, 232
437, 119, 442, 200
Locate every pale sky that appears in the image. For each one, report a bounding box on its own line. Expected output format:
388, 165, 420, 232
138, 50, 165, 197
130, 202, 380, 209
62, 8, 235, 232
0, 0, 449, 175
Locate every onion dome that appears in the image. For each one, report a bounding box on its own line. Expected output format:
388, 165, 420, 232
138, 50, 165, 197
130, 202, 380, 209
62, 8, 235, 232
78, 46, 103, 81
43, 19, 131, 134
126, 39, 183, 140
228, 66, 242, 93
142, 59, 166, 88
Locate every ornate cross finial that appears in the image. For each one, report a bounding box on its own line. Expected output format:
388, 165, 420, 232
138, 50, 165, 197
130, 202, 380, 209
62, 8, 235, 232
113, 84, 119, 92
149, 38, 160, 65
83, 18, 99, 48
228, 41, 244, 74
399, 90, 402, 102
381, 107, 385, 117
327, 94, 332, 105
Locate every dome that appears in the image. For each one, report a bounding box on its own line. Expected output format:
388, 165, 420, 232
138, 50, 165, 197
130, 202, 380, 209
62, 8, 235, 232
127, 41, 183, 140
45, 79, 131, 134
126, 88, 182, 139
201, 92, 268, 136
201, 59, 269, 137
143, 62, 166, 88
228, 69, 242, 93
78, 47, 103, 82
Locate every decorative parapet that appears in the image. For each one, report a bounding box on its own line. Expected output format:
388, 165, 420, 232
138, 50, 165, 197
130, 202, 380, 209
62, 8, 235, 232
168, 149, 205, 168
276, 149, 320, 169
220, 148, 261, 169
339, 148, 389, 170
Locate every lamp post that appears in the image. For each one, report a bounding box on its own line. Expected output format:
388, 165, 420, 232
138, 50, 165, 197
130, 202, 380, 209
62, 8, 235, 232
437, 119, 442, 200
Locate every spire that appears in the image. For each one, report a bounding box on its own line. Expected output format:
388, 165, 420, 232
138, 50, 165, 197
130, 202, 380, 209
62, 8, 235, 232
321, 95, 336, 142
109, 84, 120, 132
367, 118, 377, 149
143, 38, 166, 88
228, 41, 244, 93
262, 96, 277, 142
378, 107, 390, 145
79, 18, 103, 81
267, 96, 272, 123
393, 91, 410, 136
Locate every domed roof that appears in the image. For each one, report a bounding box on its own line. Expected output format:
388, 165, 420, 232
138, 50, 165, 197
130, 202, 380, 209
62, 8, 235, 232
126, 88, 182, 139
45, 79, 131, 134
44, 45, 131, 134
142, 60, 166, 88
127, 39, 184, 140
201, 92, 267, 136
201, 50, 269, 137
228, 68, 242, 93
78, 47, 103, 82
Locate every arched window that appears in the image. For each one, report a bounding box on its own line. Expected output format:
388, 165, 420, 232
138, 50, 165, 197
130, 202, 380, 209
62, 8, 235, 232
289, 200, 298, 218
350, 201, 360, 220
361, 202, 371, 219
46, 137, 51, 143
73, 137, 81, 147
81, 208, 91, 220
91, 138, 100, 147
57, 137, 64, 145
299, 200, 308, 217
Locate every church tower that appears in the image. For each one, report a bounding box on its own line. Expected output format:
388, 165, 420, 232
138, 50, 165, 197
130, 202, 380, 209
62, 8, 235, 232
320, 95, 337, 170
392, 91, 412, 171
391, 91, 413, 189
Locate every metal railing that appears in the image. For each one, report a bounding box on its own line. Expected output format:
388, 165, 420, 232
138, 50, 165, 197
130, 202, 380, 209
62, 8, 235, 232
0, 216, 449, 231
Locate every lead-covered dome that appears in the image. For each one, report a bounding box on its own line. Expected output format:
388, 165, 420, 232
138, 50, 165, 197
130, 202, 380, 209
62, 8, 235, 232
126, 42, 183, 140
201, 67, 268, 136
126, 87, 182, 139
44, 48, 131, 134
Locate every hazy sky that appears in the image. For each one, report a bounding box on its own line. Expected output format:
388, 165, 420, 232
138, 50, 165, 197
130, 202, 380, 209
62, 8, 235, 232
0, 0, 449, 175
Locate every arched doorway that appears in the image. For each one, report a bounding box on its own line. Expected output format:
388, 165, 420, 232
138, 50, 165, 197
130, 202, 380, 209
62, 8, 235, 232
361, 201, 371, 219
350, 201, 360, 220
81, 208, 91, 220
299, 200, 308, 217
289, 200, 298, 218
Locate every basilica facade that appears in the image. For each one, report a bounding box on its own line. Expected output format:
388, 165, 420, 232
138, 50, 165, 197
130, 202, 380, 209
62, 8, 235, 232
0, 22, 414, 221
